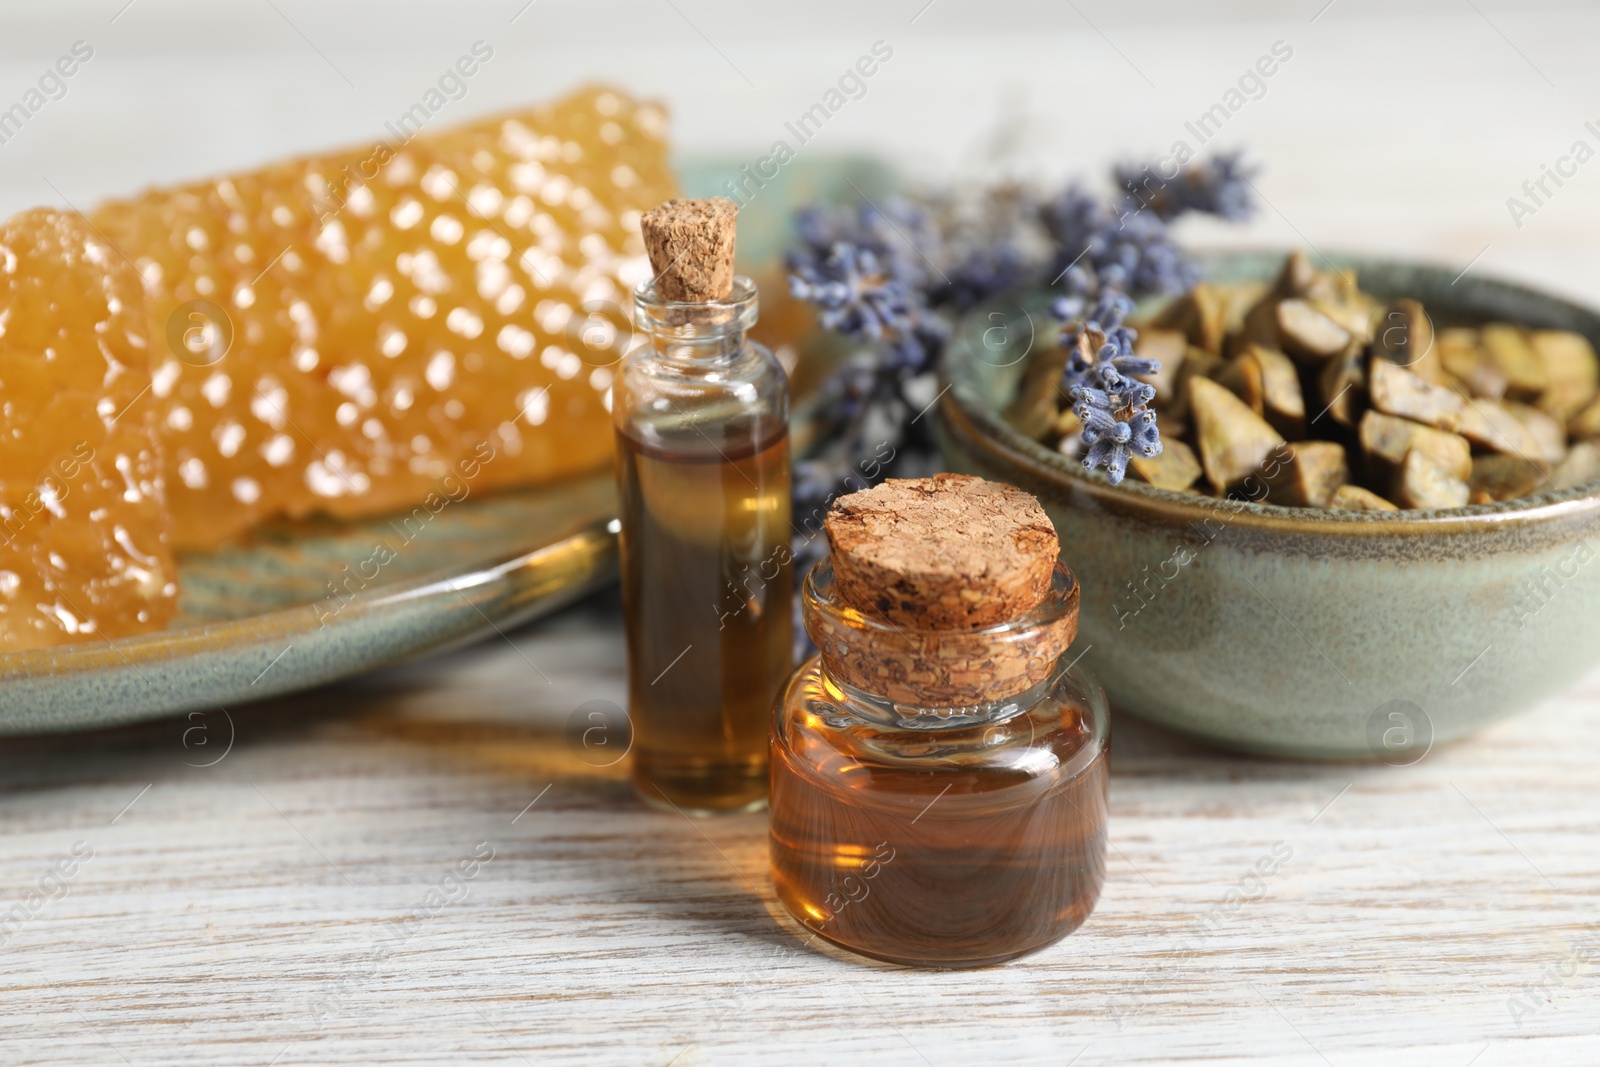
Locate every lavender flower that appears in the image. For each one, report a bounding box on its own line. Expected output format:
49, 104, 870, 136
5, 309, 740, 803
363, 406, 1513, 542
787, 153, 1256, 497
1057, 291, 1162, 485
791, 199, 943, 290
932, 241, 1029, 312
1115, 150, 1257, 222
789, 245, 910, 347
1042, 187, 1199, 303
785, 202, 950, 543
787, 201, 947, 377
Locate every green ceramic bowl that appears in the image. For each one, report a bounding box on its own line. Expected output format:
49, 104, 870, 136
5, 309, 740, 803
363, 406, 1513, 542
936, 252, 1600, 759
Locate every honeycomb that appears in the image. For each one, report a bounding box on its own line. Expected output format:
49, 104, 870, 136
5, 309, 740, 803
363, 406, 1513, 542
0, 209, 176, 649
92, 85, 674, 549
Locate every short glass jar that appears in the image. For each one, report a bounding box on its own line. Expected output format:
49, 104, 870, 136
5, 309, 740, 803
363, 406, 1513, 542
769, 558, 1108, 968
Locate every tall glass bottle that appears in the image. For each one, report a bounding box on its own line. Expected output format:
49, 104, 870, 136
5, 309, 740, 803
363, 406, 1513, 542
613, 274, 792, 815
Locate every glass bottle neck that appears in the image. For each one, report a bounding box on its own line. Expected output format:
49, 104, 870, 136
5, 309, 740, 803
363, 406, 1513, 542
633, 275, 758, 366
815, 661, 1056, 731
801, 558, 1081, 727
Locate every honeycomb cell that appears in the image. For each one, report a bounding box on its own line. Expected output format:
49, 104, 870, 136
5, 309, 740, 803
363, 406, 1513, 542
93, 85, 676, 549
0, 209, 176, 649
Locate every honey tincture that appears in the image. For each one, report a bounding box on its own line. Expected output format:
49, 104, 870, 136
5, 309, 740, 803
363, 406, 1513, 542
614, 198, 792, 815
769, 474, 1108, 966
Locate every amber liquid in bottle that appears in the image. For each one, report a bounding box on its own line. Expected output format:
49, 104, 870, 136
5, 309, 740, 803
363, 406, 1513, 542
618, 426, 792, 814
770, 667, 1108, 967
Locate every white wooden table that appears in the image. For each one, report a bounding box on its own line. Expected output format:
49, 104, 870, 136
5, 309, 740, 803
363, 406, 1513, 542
2, 592, 1598, 1066
3, 3, 1600, 1063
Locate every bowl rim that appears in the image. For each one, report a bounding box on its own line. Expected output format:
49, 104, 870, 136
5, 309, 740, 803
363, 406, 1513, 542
939, 249, 1600, 538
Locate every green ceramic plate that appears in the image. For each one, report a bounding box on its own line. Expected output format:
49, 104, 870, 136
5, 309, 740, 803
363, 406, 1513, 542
0, 474, 618, 735
0, 153, 873, 736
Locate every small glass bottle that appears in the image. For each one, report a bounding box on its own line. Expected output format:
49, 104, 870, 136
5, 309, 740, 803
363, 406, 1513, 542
769, 475, 1107, 967
614, 199, 792, 815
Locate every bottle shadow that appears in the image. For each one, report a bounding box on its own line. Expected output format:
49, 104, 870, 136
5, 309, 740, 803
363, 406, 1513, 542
3, 613, 1396, 968
358, 709, 809, 955
0, 679, 807, 960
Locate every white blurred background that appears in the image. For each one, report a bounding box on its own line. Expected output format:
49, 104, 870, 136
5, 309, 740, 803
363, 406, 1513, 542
1, 0, 1596, 299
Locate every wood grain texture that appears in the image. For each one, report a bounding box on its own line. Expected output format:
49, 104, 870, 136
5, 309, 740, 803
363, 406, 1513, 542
0, 589, 1597, 1066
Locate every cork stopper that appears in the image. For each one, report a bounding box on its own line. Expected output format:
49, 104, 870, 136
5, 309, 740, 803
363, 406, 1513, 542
640, 197, 738, 303
824, 473, 1060, 631
811, 474, 1076, 707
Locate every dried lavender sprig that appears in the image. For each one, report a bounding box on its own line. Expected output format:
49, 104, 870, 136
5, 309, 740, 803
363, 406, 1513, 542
1057, 289, 1163, 485
787, 201, 948, 377
932, 241, 1030, 313
789, 154, 1256, 498
791, 198, 944, 291
1114, 149, 1258, 222
1042, 187, 1201, 307
785, 199, 952, 546
1047, 155, 1259, 481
